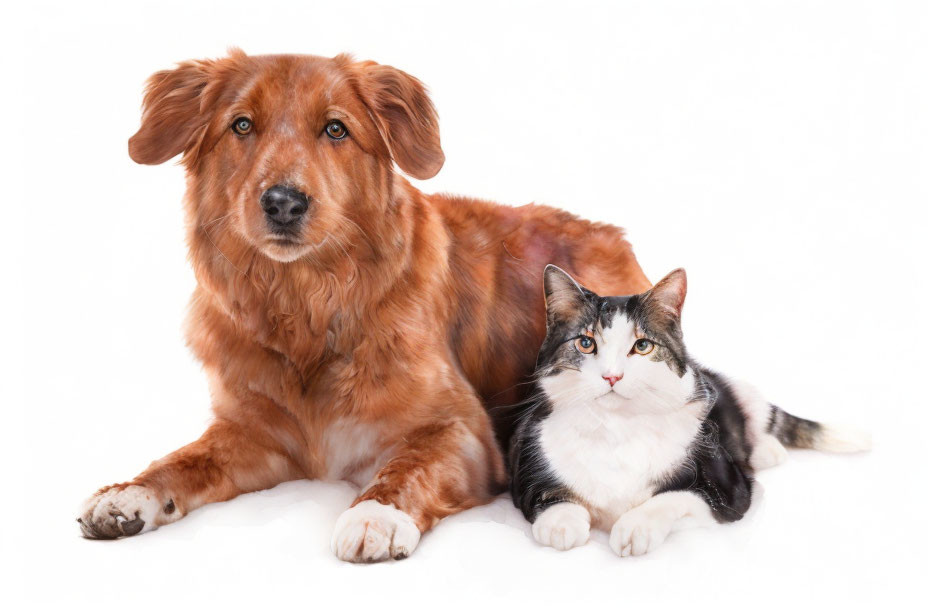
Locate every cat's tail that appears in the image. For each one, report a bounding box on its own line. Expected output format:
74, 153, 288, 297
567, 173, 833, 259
767, 406, 871, 453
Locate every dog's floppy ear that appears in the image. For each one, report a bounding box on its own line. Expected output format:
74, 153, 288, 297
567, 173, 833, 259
348, 59, 445, 180
128, 59, 217, 166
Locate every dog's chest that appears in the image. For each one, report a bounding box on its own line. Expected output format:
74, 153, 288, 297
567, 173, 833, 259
538, 406, 700, 528
318, 419, 394, 486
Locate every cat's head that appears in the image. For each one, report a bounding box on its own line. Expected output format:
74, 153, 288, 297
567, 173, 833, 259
536, 266, 695, 415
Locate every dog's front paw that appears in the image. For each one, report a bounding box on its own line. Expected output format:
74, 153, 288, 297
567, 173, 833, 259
78, 484, 175, 539
609, 508, 674, 557
331, 500, 421, 562
532, 502, 591, 551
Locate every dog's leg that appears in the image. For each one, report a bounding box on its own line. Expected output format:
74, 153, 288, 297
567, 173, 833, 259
78, 417, 302, 539
331, 418, 504, 562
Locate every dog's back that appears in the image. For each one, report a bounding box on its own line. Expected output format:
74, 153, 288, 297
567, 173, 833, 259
433, 194, 650, 442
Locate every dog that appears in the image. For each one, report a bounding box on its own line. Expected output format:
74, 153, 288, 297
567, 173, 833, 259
77, 50, 651, 562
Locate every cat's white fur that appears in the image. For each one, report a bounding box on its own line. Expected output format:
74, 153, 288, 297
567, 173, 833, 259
727, 378, 791, 469
536, 316, 719, 555
609, 490, 715, 557
813, 425, 873, 452
531, 502, 591, 551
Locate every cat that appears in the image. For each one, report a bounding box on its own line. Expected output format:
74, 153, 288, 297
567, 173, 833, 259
509, 265, 871, 556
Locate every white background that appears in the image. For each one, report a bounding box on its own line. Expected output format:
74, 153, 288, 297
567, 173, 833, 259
3, 1, 926, 606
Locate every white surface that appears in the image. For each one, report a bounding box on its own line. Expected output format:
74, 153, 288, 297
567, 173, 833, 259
3, 1, 926, 606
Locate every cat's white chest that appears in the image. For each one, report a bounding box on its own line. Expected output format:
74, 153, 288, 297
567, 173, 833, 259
538, 403, 703, 529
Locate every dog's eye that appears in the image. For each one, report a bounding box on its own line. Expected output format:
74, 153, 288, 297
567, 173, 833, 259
575, 335, 596, 355
232, 117, 253, 135
632, 339, 654, 355
325, 120, 348, 140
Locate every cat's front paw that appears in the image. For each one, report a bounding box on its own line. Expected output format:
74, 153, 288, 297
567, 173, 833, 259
610, 508, 673, 557
532, 502, 591, 551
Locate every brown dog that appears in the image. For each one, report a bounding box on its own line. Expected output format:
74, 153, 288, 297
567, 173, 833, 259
77, 50, 651, 561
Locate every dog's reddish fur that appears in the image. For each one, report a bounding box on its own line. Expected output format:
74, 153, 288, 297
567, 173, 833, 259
81, 51, 650, 557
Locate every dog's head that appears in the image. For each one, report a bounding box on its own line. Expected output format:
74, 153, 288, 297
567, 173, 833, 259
129, 51, 443, 262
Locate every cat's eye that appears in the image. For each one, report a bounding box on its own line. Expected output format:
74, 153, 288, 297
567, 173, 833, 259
632, 339, 654, 355
325, 120, 348, 140
575, 335, 596, 354
232, 117, 253, 135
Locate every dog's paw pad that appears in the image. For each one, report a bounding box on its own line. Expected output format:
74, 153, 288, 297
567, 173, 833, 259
331, 500, 421, 562
78, 485, 172, 539
532, 502, 591, 551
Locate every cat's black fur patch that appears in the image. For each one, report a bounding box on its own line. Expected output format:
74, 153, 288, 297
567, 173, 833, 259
656, 369, 754, 522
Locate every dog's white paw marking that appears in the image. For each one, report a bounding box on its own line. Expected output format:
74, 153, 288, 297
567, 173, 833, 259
751, 433, 789, 470
610, 507, 674, 557
331, 500, 421, 563
77, 485, 176, 539
532, 502, 591, 551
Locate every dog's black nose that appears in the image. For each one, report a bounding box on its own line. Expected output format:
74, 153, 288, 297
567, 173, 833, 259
261, 185, 309, 226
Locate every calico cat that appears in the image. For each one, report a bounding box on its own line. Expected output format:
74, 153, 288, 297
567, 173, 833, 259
509, 266, 870, 556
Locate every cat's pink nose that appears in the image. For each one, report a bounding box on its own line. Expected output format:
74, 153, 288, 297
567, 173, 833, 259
603, 374, 623, 387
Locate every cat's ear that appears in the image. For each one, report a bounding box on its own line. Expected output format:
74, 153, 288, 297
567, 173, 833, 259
644, 268, 687, 318
544, 265, 587, 322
